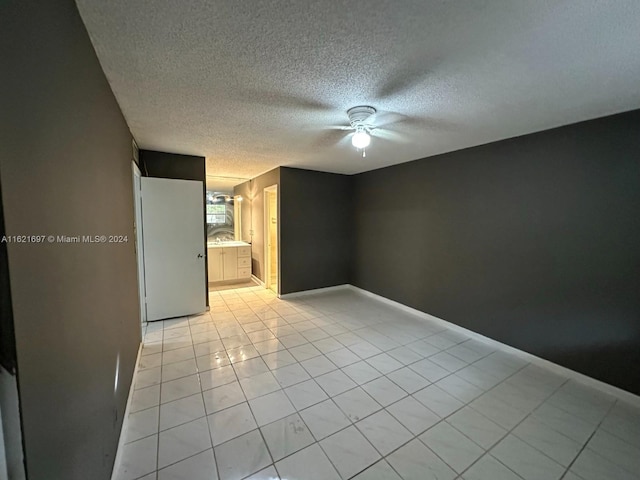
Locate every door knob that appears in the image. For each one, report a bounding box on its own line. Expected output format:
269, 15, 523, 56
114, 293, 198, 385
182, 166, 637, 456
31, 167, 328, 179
197, 254, 203, 258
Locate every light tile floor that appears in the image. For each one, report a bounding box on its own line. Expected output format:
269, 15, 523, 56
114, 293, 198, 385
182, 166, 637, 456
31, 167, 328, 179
115, 286, 640, 480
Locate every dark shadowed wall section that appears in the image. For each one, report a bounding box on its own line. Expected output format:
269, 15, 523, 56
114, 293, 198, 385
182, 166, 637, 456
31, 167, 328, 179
0, 1, 140, 478
353, 110, 640, 395
280, 167, 352, 294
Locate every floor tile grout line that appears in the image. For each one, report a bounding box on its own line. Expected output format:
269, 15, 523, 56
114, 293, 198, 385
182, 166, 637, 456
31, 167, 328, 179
153, 446, 213, 478
210, 292, 286, 477
150, 314, 504, 418
422, 360, 543, 479
557, 399, 618, 479
136, 287, 639, 480
313, 343, 532, 476
154, 319, 171, 474
241, 391, 277, 477
541, 386, 617, 429
220, 296, 336, 477
511, 384, 620, 458
462, 369, 591, 478
267, 383, 419, 477
186, 320, 222, 480
295, 394, 362, 480
158, 316, 502, 406
592, 403, 640, 449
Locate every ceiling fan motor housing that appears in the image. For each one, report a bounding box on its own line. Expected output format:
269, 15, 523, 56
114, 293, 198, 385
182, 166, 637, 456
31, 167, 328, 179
347, 106, 376, 129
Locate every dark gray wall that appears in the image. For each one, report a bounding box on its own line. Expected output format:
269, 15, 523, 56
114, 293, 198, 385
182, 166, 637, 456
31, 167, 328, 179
234, 169, 280, 283
140, 150, 209, 303
140, 150, 205, 183
280, 168, 352, 295
0, 1, 140, 478
353, 109, 640, 395
0, 177, 16, 374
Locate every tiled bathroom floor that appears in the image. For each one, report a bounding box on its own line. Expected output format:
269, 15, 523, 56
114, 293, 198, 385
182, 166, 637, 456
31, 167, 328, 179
115, 286, 640, 480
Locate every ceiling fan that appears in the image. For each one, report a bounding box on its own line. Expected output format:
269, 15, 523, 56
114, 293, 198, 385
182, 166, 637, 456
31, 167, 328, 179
322, 105, 409, 157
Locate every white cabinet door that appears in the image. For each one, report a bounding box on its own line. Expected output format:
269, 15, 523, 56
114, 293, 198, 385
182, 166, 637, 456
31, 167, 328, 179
208, 249, 224, 282
222, 247, 238, 280
141, 177, 206, 321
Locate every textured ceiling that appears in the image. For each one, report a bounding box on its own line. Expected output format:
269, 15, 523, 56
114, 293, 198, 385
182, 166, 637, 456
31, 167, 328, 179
76, 0, 640, 177
206, 175, 247, 193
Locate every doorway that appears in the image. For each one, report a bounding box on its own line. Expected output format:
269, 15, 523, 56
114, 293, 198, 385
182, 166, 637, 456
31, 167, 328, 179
132, 162, 146, 325
264, 185, 278, 294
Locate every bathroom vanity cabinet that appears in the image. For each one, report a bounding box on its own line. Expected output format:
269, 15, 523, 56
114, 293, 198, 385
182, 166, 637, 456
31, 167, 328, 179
208, 242, 251, 283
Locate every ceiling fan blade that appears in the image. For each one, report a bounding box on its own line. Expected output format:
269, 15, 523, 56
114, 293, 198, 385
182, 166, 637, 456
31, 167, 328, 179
392, 116, 457, 132
324, 125, 353, 131
370, 128, 410, 143
335, 134, 353, 148
370, 110, 457, 133
236, 88, 332, 112
368, 110, 409, 128
313, 128, 350, 148
376, 56, 440, 99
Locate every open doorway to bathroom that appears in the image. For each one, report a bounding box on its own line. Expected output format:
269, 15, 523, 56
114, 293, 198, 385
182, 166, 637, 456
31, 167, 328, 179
264, 185, 278, 295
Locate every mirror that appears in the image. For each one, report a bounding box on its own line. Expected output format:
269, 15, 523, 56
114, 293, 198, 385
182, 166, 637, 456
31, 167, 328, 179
205, 175, 249, 243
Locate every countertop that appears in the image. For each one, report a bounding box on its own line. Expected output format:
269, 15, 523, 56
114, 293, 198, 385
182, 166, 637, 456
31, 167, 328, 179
207, 241, 250, 248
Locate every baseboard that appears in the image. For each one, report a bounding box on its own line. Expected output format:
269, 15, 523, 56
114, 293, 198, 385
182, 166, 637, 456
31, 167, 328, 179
110, 342, 143, 480
279, 284, 351, 299
251, 275, 265, 287
347, 285, 640, 407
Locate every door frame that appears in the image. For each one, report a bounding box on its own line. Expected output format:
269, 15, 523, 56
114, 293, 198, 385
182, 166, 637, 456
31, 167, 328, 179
263, 185, 278, 294
132, 161, 147, 325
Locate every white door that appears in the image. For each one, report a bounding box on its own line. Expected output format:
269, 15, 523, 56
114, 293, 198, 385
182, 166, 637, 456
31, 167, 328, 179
141, 177, 206, 321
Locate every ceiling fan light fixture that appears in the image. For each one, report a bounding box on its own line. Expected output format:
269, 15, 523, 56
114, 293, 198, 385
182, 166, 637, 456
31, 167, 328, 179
351, 129, 371, 149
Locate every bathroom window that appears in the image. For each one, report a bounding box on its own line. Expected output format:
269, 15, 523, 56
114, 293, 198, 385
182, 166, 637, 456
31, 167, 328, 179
206, 204, 226, 224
